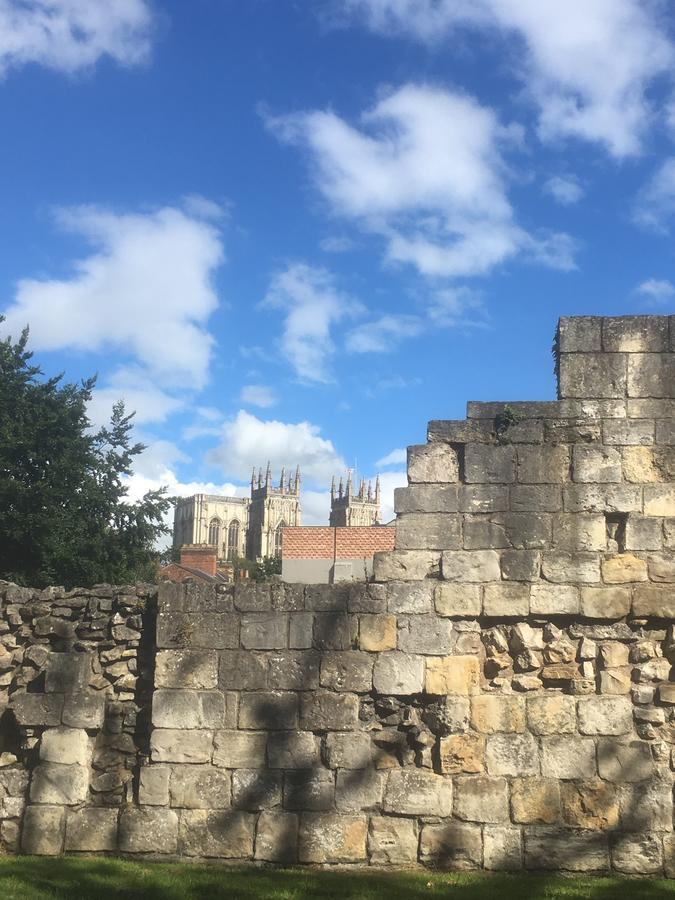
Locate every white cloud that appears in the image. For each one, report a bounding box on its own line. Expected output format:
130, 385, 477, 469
1, 203, 225, 390
633, 158, 675, 232
260, 262, 363, 382
88, 366, 185, 427
239, 384, 278, 408
427, 286, 487, 327
375, 448, 406, 467
346, 313, 425, 353
268, 84, 574, 280
343, 0, 674, 157
0, 0, 154, 75
207, 409, 345, 484
320, 235, 355, 253
635, 278, 675, 305
301, 489, 332, 526
543, 175, 584, 206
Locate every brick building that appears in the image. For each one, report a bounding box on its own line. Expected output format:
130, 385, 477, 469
281, 524, 395, 583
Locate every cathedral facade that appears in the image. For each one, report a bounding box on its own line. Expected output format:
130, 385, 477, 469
172, 465, 301, 562
329, 473, 381, 527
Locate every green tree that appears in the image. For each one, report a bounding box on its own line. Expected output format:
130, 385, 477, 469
0, 322, 172, 588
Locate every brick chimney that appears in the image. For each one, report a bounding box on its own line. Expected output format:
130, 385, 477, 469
179, 544, 217, 577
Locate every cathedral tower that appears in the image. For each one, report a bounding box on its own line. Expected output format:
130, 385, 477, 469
247, 464, 302, 559
329, 472, 381, 527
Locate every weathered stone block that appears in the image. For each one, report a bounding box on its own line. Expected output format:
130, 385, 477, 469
213, 730, 267, 768
268, 650, 320, 691
441, 550, 501, 582
139, 766, 170, 806
645, 485, 675, 516
30, 763, 89, 805
219, 649, 267, 690
335, 769, 384, 811
240, 613, 287, 650
500, 549, 541, 582
368, 816, 418, 865
305, 584, 349, 611
573, 446, 622, 483
397, 615, 452, 655
155, 649, 218, 690
454, 775, 508, 823
300, 691, 358, 730
299, 813, 367, 863
559, 316, 602, 352
373, 550, 439, 582
425, 655, 480, 696
267, 731, 320, 769
435, 583, 481, 616
483, 583, 529, 616
45, 652, 92, 693
233, 582, 272, 612
387, 580, 433, 614
471, 695, 525, 733
465, 444, 516, 483
239, 691, 299, 730
484, 826, 522, 871
419, 821, 482, 869
10, 692, 63, 727
633, 584, 675, 617
359, 615, 396, 651
394, 484, 459, 514
598, 668, 632, 695
39, 727, 90, 766
603, 316, 669, 352
169, 765, 230, 809
156, 610, 238, 650
564, 484, 642, 513
517, 445, 569, 484
325, 732, 371, 769
628, 353, 675, 398
527, 694, 576, 735
524, 828, 609, 871
396, 513, 461, 550
65, 808, 118, 852
597, 738, 654, 782
612, 833, 663, 874
320, 651, 373, 692
553, 513, 606, 552
486, 733, 538, 776
580, 586, 631, 619
619, 779, 672, 831
284, 770, 334, 811
232, 770, 283, 810
439, 732, 485, 774
373, 652, 424, 695
61, 692, 105, 729
511, 777, 560, 824
150, 729, 213, 764
179, 809, 254, 858
408, 443, 459, 483
255, 811, 298, 863
348, 583, 387, 614
383, 769, 452, 816
559, 352, 626, 400
541, 737, 596, 779
289, 612, 314, 649
530, 583, 580, 614
541, 552, 600, 583
152, 689, 224, 729
648, 552, 675, 582
560, 780, 619, 830
21, 805, 65, 855
313, 612, 354, 651
460, 484, 509, 513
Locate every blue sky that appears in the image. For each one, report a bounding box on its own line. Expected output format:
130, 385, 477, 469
2, 0, 675, 529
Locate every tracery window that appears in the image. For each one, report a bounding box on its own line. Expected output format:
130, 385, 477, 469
274, 520, 285, 556
208, 518, 221, 547
227, 520, 240, 560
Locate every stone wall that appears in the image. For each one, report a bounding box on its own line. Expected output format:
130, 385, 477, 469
1, 314, 675, 873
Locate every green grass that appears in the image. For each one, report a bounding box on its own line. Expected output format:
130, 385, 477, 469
0, 859, 675, 900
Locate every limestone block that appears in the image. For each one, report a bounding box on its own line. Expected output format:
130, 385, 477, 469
598, 643, 629, 669
299, 813, 367, 863
373, 652, 424, 695
150, 729, 213, 764
530, 583, 580, 614
510, 484, 563, 512
628, 353, 675, 398
348, 583, 387, 614
408, 443, 459, 483
156, 610, 238, 650
179, 809, 254, 858
460, 484, 509, 513
622, 447, 663, 483
580, 587, 631, 619
510, 622, 545, 652
658, 420, 675, 444
233, 582, 273, 612
604, 419, 655, 446
435, 583, 482, 617
439, 733, 485, 774
39, 727, 90, 766
541, 737, 596, 779
319, 652, 373, 693
267, 732, 320, 769
300, 691, 358, 731
61, 693, 105, 729
465, 444, 516, 483
633, 585, 675, 617
599, 668, 632, 695
645, 485, 675, 516
255, 811, 298, 863
597, 738, 654, 782
367, 816, 418, 865
423, 696, 470, 734
359, 615, 396, 651
517, 445, 570, 484
483, 826, 522, 871
152, 689, 224, 730
559, 352, 626, 400
170, 765, 231, 809
21, 806, 65, 855
387, 580, 433, 614
284, 770, 334, 811
232, 770, 282, 810
511, 777, 560, 824
425, 655, 480, 696
523, 828, 609, 871
612, 834, 663, 874
541, 552, 600, 583
553, 514, 606, 552
471, 695, 525, 733
500, 550, 541, 582
624, 517, 663, 553
573, 446, 622, 483
268, 650, 320, 691
462, 517, 509, 549
396, 513, 462, 552
419, 821, 482, 869
383, 769, 452, 816
30, 763, 89, 805
155, 649, 218, 690
563, 484, 642, 513
45, 652, 92, 693
453, 775, 509, 823
239, 691, 299, 730
560, 780, 619, 830
289, 612, 314, 649
526, 694, 576, 735
305, 584, 349, 611
65, 808, 118, 852
394, 484, 459, 514
373, 550, 440, 582
648, 552, 675, 582
665, 834, 675, 878
397, 615, 452, 656
485, 733, 539, 776
10, 693, 63, 727
139, 766, 170, 806
313, 613, 354, 651
603, 317, 670, 352
219, 649, 267, 690
559, 316, 602, 352
659, 684, 675, 703
335, 769, 384, 812
483, 583, 529, 616
118, 807, 179, 854
619, 779, 673, 831
240, 613, 288, 650
325, 732, 371, 769
441, 550, 501, 582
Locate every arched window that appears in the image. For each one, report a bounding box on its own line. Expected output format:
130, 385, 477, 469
227, 520, 240, 560
274, 521, 285, 557
208, 518, 221, 547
